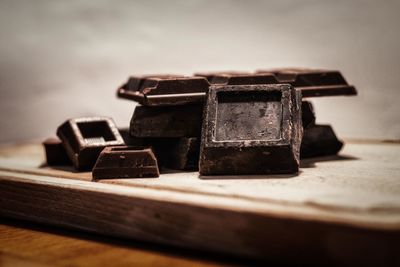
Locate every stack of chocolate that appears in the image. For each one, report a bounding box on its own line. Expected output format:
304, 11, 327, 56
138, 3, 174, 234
44, 68, 356, 179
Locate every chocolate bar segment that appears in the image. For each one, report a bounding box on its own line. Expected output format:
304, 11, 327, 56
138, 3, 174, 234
256, 69, 357, 98
130, 104, 203, 138
118, 128, 146, 146
199, 84, 303, 175
302, 101, 316, 129
57, 117, 125, 171
92, 146, 159, 180
117, 76, 210, 106
194, 71, 251, 84
301, 124, 343, 158
43, 138, 72, 166
151, 137, 200, 171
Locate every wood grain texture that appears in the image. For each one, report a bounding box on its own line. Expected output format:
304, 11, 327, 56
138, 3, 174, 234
0, 219, 232, 267
0, 141, 400, 265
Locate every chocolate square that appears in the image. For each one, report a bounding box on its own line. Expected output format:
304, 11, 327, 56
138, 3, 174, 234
199, 84, 303, 175
92, 146, 159, 180
57, 117, 125, 170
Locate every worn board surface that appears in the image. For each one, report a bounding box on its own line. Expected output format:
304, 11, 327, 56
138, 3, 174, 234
0, 141, 400, 265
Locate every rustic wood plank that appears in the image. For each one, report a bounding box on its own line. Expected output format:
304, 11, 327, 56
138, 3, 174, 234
0, 141, 399, 265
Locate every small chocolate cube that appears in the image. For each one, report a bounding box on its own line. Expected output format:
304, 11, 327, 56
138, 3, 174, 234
92, 146, 159, 179
199, 84, 303, 175
57, 117, 125, 171
42, 138, 71, 166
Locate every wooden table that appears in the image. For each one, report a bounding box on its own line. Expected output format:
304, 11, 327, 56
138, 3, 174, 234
0, 217, 239, 267
0, 141, 399, 266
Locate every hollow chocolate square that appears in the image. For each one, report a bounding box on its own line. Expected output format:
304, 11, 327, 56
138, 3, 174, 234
301, 124, 343, 158
199, 84, 303, 175
57, 117, 125, 171
130, 104, 203, 138
117, 76, 210, 106
92, 146, 159, 180
43, 138, 72, 166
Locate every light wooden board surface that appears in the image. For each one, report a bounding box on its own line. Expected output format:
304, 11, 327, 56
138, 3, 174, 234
0, 141, 400, 265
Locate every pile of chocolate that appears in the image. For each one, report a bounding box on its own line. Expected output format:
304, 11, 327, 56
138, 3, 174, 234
43, 68, 356, 179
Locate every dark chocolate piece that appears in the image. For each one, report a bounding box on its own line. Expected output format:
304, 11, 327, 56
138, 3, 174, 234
194, 71, 251, 84
151, 137, 200, 171
217, 73, 279, 86
199, 84, 303, 175
92, 146, 159, 179
117, 76, 210, 106
57, 117, 125, 171
256, 69, 357, 98
130, 104, 203, 138
302, 101, 316, 129
42, 138, 72, 166
118, 128, 146, 146
301, 124, 343, 158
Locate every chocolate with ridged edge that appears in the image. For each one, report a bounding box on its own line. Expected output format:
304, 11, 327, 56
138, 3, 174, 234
117, 76, 210, 106
194, 71, 251, 84
92, 146, 159, 180
256, 68, 357, 98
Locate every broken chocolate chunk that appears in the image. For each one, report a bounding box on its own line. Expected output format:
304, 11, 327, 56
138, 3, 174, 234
43, 138, 72, 166
301, 124, 343, 158
57, 117, 125, 171
92, 146, 159, 179
199, 84, 303, 175
130, 104, 203, 138
117, 76, 210, 106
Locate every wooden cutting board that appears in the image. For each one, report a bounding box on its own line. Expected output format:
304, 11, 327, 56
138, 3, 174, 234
0, 141, 399, 265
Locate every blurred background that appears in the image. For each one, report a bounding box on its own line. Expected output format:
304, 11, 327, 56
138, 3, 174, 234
0, 0, 399, 143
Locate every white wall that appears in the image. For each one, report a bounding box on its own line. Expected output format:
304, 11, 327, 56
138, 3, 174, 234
0, 0, 399, 143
